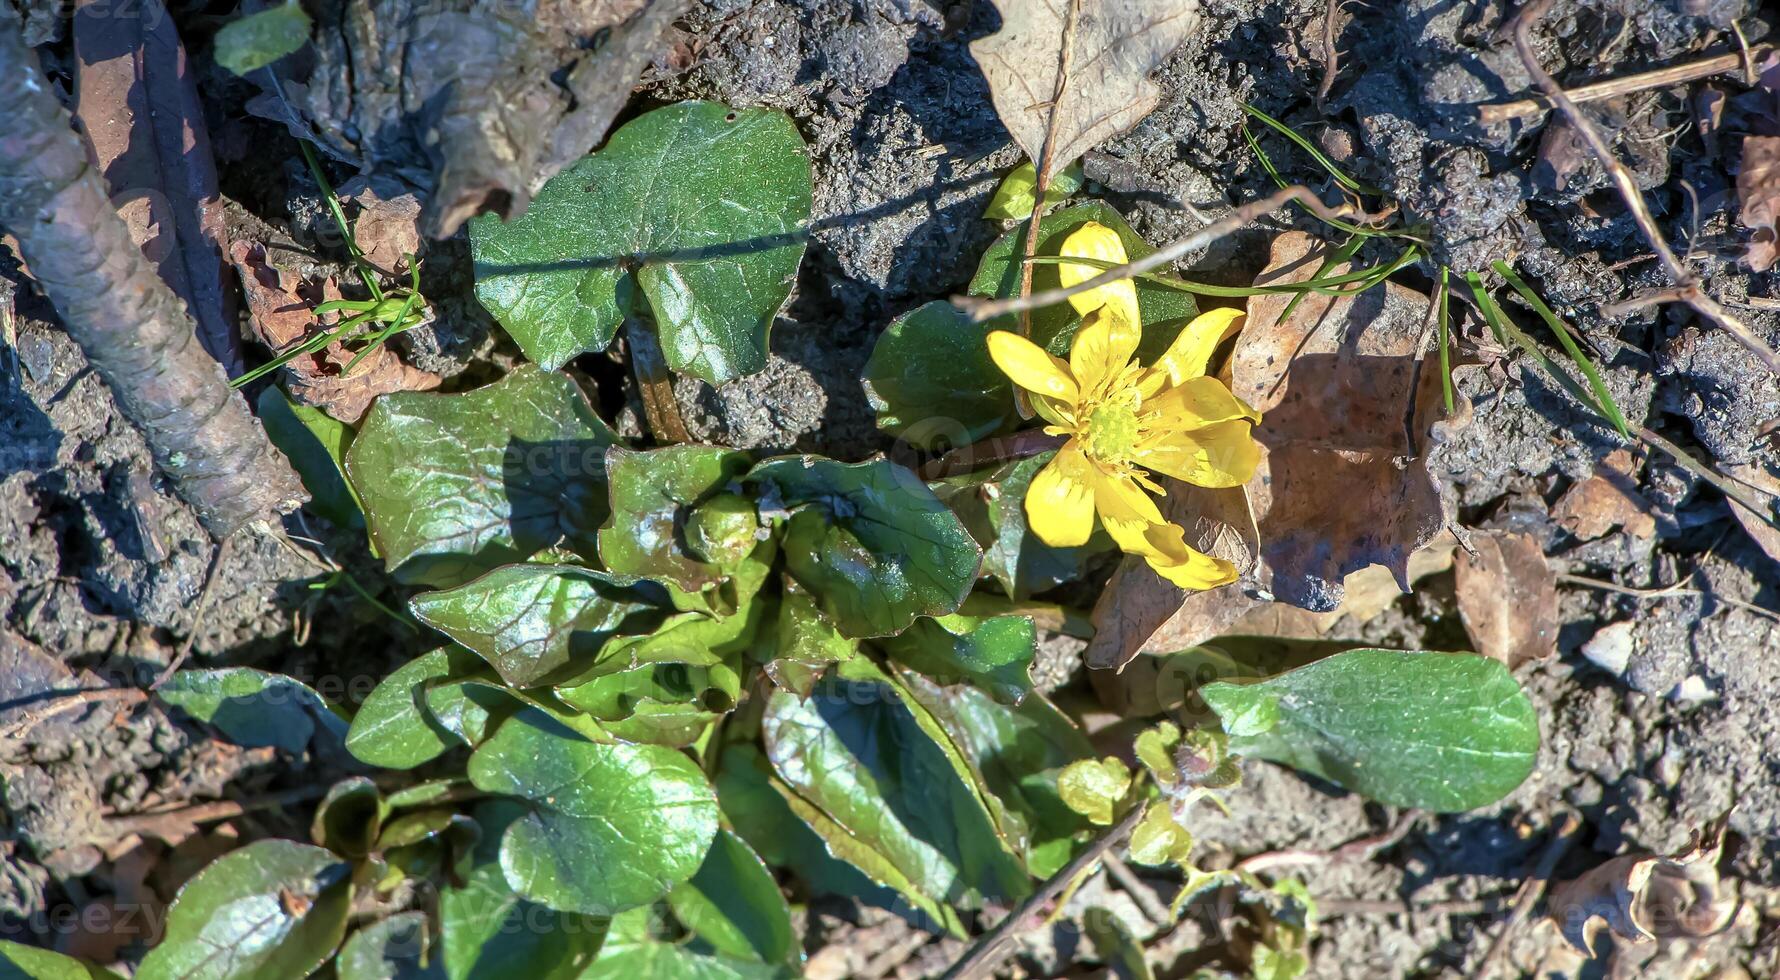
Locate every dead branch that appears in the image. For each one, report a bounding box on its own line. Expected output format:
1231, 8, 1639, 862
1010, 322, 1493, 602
1502, 0, 1780, 375
954, 185, 1362, 322
1478, 44, 1776, 124
0, 688, 147, 742
0, 9, 306, 537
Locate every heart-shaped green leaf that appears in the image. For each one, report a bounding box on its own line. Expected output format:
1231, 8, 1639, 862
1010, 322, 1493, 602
667, 830, 797, 967
863, 302, 1014, 450
883, 613, 1036, 705
468, 708, 719, 916
411, 564, 659, 688
346, 649, 481, 770
311, 777, 382, 859
761, 675, 1029, 926
970, 201, 1198, 359
1201, 648, 1540, 812
335, 912, 444, 980
0, 941, 119, 979
470, 101, 811, 384
599, 446, 755, 600
136, 840, 352, 980
440, 800, 607, 980
158, 668, 347, 754
256, 385, 363, 532
345, 365, 617, 588
748, 457, 982, 637
582, 908, 789, 980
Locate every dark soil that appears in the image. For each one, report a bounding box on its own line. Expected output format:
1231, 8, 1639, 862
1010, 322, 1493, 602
4, 0, 1780, 975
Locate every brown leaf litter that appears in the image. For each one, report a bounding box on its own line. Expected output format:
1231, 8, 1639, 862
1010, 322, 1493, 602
1549, 448, 1658, 540
1548, 812, 1737, 957
1453, 529, 1559, 670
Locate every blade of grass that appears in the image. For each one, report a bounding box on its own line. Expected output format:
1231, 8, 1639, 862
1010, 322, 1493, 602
1464, 273, 1621, 432
299, 141, 382, 302
1492, 261, 1630, 438
1242, 104, 1383, 196
1436, 266, 1454, 414
1242, 125, 1424, 243
1026, 245, 1419, 299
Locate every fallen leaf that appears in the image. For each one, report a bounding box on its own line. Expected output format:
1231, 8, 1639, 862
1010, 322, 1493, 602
1722, 462, 1780, 568
228, 241, 440, 423
1453, 529, 1559, 669
1549, 813, 1736, 957
1550, 449, 1657, 540
1234, 231, 1468, 611
338, 176, 422, 274
1738, 135, 1780, 271
1579, 621, 1634, 676
72, 0, 238, 372
970, 0, 1200, 183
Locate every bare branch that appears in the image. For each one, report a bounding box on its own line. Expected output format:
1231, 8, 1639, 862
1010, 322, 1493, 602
1477, 44, 1776, 124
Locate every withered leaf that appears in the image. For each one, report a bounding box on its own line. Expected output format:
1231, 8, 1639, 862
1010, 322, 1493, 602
1548, 813, 1735, 957
1723, 462, 1780, 569
229, 241, 440, 423
1738, 135, 1780, 272
1453, 529, 1558, 669
1550, 448, 1657, 541
970, 0, 1200, 184
73, 0, 238, 372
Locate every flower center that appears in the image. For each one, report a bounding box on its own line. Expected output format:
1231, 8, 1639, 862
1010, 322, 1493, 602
1083, 398, 1140, 463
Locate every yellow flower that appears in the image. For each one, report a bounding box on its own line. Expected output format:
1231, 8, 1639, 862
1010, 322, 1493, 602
986, 222, 1261, 590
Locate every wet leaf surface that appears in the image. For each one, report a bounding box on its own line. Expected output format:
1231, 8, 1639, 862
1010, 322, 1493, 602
599, 445, 754, 597
667, 830, 797, 967
864, 301, 1014, 450
471, 102, 810, 383
883, 613, 1036, 705
157, 668, 347, 754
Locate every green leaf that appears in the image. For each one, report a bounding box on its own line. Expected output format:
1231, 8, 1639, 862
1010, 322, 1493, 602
136, 840, 352, 980
0, 942, 118, 980
440, 801, 607, 980
1126, 802, 1193, 868
558, 657, 742, 748
1082, 908, 1154, 980
336, 912, 445, 980
883, 613, 1035, 705
667, 831, 796, 967
599, 446, 756, 602
311, 777, 382, 859
1058, 758, 1133, 826
214, 2, 312, 77
345, 365, 618, 588
981, 451, 1104, 597
713, 744, 893, 906
748, 456, 982, 637
863, 302, 1013, 450
1201, 649, 1540, 812
468, 708, 719, 915
257, 385, 363, 531
762, 583, 857, 696
411, 564, 658, 688
582, 908, 789, 980
346, 649, 480, 770
969, 201, 1198, 359
983, 160, 1084, 220
158, 668, 347, 754
470, 101, 811, 384
761, 678, 1029, 923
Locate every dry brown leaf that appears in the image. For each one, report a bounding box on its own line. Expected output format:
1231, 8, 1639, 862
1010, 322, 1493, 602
1549, 813, 1736, 957
970, 0, 1200, 183
339, 177, 423, 274
1722, 462, 1780, 568
1738, 135, 1780, 271
1551, 449, 1657, 540
228, 241, 440, 423
1235, 231, 1470, 610
1453, 529, 1558, 669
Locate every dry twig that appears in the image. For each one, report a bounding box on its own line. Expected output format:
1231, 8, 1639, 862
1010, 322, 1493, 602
0, 688, 147, 742
1478, 44, 1776, 124
1236, 810, 1421, 876
1501, 0, 1780, 375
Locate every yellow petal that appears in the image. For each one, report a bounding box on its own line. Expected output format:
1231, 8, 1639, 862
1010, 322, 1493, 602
1140, 376, 1260, 428
987, 331, 1080, 404
1086, 462, 1164, 527
1139, 307, 1245, 394
1059, 222, 1142, 329
1135, 523, 1239, 590
1141, 420, 1261, 488
1069, 307, 1141, 397
1024, 443, 1096, 548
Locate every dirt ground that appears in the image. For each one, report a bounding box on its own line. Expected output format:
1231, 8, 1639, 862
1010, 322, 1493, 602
4, 0, 1780, 976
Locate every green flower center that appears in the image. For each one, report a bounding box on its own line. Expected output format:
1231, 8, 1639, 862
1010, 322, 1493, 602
1083, 399, 1140, 463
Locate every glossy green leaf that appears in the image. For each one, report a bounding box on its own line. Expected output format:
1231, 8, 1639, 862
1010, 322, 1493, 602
468, 708, 719, 915
336, 912, 445, 980
983, 160, 1084, 220
884, 613, 1035, 705
599, 446, 756, 605
1082, 909, 1154, 980
970, 201, 1198, 359
345, 365, 618, 587
470, 101, 812, 384
1058, 758, 1133, 826
311, 777, 382, 859
346, 649, 480, 770
668, 831, 796, 967
257, 385, 362, 531
1127, 802, 1194, 868
0, 942, 118, 980
981, 451, 1104, 597
863, 302, 1014, 450
749, 456, 982, 637
712, 744, 892, 904
214, 2, 312, 76
582, 908, 789, 980
158, 668, 347, 754
411, 564, 657, 688
559, 657, 741, 748
761, 677, 1030, 923
136, 840, 352, 980
1201, 649, 1540, 812
762, 583, 856, 696
440, 801, 607, 980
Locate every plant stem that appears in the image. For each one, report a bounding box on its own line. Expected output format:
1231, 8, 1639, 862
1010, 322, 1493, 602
942, 802, 1148, 980
0, 9, 305, 538
917, 429, 1067, 481
626, 316, 692, 443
